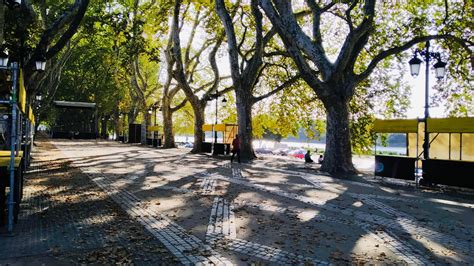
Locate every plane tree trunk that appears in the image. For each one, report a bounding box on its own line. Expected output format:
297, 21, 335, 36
320, 95, 356, 174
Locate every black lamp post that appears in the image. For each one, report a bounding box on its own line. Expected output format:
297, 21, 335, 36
151, 102, 160, 126
119, 113, 125, 143
408, 40, 447, 161
207, 91, 227, 144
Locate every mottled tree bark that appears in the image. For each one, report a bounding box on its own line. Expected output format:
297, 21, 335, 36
162, 95, 176, 148
215, 0, 263, 161
321, 98, 356, 174
171, 0, 228, 154
191, 104, 205, 153
258, 0, 372, 174
236, 89, 255, 161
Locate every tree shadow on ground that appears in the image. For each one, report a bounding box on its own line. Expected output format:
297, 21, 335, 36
41, 138, 474, 264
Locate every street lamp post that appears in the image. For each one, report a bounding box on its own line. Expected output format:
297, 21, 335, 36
408, 41, 447, 162
150, 103, 160, 147
206, 92, 227, 144
119, 113, 126, 143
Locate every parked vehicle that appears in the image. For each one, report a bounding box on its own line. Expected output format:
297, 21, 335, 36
255, 147, 273, 154
273, 148, 290, 156
288, 149, 306, 159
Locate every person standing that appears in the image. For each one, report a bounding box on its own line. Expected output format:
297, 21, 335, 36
231, 134, 241, 163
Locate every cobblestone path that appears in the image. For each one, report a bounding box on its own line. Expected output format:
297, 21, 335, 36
0, 140, 176, 265
3, 138, 473, 265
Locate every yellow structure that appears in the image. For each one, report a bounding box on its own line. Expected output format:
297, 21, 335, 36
18, 70, 26, 113
28, 105, 35, 124
147, 126, 160, 132
0, 151, 23, 167
146, 125, 160, 138
375, 118, 474, 162
373, 119, 418, 133
202, 123, 238, 144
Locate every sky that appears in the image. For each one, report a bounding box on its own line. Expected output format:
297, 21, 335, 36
203, 58, 449, 124
177, 4, 451, 123
406, 68, 446, 119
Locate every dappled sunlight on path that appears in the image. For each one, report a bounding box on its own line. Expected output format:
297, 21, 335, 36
52, 139, 474, 264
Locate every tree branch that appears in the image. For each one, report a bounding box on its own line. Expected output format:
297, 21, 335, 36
216, 0, 242, 86
345, 0, 359, 31
170, 98, 188, 113
208, 33, 225, 93
27, 0, 89, 70
131, 59, 147, 108
306, 0, 334, 43
334, 0, 375, 76
253, 74, 301, 103
259, 0, 332, 79
184, 7, 202, 68
357, 34, 473, 83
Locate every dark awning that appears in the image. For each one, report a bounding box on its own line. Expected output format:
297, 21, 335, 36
53, 101, 96, 109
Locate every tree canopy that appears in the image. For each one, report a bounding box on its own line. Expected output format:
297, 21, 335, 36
20, 0, 472, 175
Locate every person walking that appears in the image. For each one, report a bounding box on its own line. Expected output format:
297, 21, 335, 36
231, 134, 241, 163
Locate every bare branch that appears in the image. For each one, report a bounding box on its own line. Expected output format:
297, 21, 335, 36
131, 58, 147, 108
345, 0, 359, 31
237, 11, 248, 52
443, 0, 449, 24
259, 0, 332, 79
252, 74, 301, 103
334, 0, 375, 75
216, 0, 242, 85
170, 98, 188, 113
208, 33, 225, 93
306, 0, 334, 43
357, 34, 473, 83
185, 7, 202, 67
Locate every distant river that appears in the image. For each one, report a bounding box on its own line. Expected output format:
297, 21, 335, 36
174, 136, 406, 155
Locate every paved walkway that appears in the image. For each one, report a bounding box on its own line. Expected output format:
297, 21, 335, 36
2, 138, 473, 264
0, 140, 175, 265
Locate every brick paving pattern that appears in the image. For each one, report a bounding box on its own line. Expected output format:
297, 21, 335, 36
89, 173, 232, 265
3, 139, 472, 265
0, 141, 176, 265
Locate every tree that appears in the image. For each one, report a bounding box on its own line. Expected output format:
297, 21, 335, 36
39, 0, 133, 133
171, 0, 232, 153
5, 0, 89, 90
258, 0, 472, 174
215, 0, 300, 161
161, 5, 187, 149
